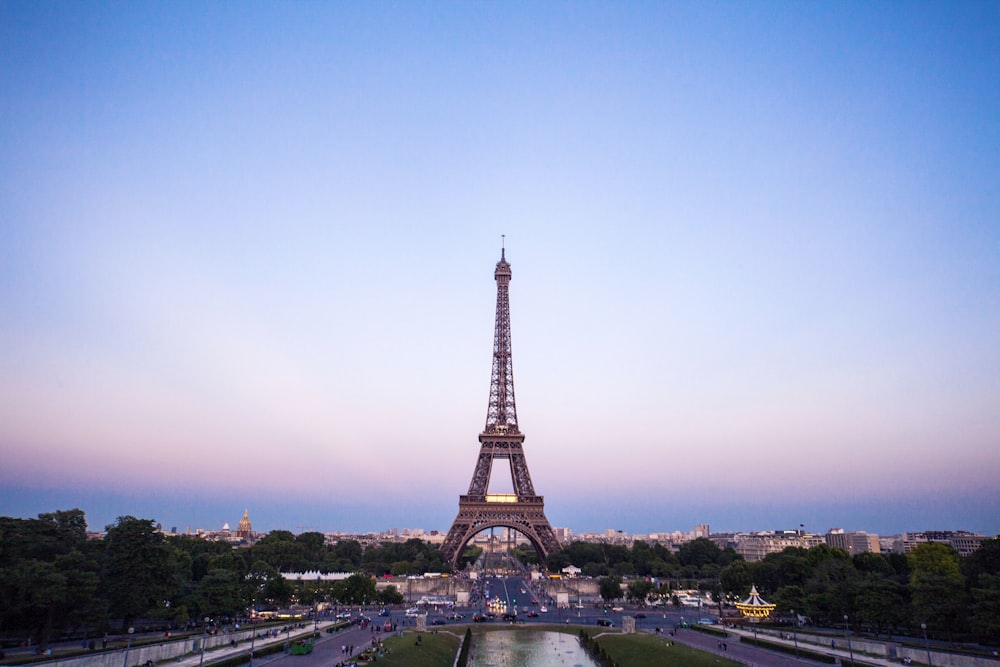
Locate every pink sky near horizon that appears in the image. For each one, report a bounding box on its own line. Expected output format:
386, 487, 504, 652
2, 2, 998, 535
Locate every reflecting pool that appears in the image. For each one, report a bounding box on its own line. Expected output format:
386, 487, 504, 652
468, 630, 599, 667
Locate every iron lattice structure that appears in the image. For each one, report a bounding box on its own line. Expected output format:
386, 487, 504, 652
440, 247, 561, 568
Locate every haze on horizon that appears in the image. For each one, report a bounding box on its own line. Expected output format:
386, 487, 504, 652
1, 2, 998, 539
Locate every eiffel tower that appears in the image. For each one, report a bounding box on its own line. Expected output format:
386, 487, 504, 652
440, 243, 561, 568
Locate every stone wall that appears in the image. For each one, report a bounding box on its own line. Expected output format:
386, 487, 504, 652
38, 630, 257, 667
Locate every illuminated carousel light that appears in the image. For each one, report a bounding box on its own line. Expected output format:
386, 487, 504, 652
735, 584, 776, 620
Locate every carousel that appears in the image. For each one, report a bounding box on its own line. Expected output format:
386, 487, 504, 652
735, 584, 776, 621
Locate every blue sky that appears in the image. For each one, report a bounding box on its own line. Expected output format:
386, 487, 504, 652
2, 2, 998, 538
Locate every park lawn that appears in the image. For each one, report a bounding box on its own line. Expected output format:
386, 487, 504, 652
370, 630, 460, 667
597, 633, 744, 667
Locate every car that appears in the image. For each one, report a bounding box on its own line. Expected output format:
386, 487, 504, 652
405, 608, 420, 617
596, 619, 613, 627
531, 599, 539, 605
526, 611, 539, 618
446, 613, 464, 620
611, 607, 623, 612
378, 609, 390, 617
383, 622, 392, 632
431, 618, 446, 625
335, 612, 352, 620
539, 606, 548, 613
698, 618, 716, 625
635, 613, 647, 619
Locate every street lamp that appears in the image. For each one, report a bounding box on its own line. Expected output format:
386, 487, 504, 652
198, 618, 210, 667
844, 614, 855, 667
921, 623, 932, 667
121, 627, 134, 667
791, 609, 798, 658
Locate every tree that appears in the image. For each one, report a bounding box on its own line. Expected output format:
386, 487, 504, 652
802, 557, 859, 624
626, 579, 654, 605
194, 569, 240, 618
677, 538, 722, 571
37, 509, 88, 544
598, 575, 622, 602
909, 542, 967, 639
720, 559, 753, 598
0, 511, 100, 649
103, 516, 174, 629
335, 573, 377, 605
968, 573, 1000, 641
546, 551, 571, 572
378, 585, 404, 605
853, 578, 908, 637
754, 548, 813, 593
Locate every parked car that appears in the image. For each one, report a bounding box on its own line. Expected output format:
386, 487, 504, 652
596, 619, 613, 627
431, 618, 446, 625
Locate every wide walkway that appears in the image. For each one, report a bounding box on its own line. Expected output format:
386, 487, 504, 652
162, 620, 391, 667
665, 625, 901, 667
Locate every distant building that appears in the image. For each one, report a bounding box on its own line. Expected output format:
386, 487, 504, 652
893, 530, 987, 556
826, 529, 879, 555
553, 527, 573, 543
730, 530, 822, 562
237, 509, 253, 540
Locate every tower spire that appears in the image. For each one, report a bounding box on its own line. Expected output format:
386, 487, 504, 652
486, 242, 517, 434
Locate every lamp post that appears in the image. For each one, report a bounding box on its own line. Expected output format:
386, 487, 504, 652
198, 618, 210, 667
791, 609, 799, 658
121, 627, 134, 667
921, 623, 932, 667
844, 614, 854, 667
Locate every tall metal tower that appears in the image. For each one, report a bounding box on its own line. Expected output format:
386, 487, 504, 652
440, 244, 561, 568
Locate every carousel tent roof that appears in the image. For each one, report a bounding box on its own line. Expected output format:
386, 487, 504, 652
735, 584, 776, 619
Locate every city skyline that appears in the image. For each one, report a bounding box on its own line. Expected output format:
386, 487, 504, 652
2, 3, 998, 537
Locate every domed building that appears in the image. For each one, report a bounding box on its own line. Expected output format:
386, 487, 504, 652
236, 509, 253, 540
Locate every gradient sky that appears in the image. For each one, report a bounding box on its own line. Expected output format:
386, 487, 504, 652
2, 2, 998, 538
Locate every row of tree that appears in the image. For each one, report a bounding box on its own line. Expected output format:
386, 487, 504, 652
716, 540, 1000, 642
542, 536, 740, 579
3, 510, 998, 649
0, 511, 421, 650
553, 537, 1000, 644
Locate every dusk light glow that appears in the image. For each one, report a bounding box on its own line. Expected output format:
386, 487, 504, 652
1, 2, 998, 536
